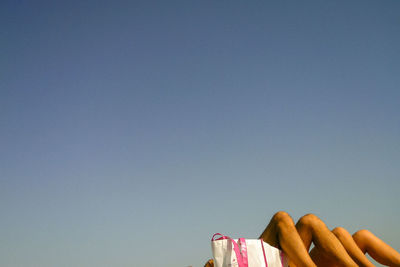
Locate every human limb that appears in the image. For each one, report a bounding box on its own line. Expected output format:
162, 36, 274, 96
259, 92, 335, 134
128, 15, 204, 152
259, 211, 317, 267
310, 227, 400, 267
352, 229, 400, 267
317, 227, 374, 267
295, 214, 357, 267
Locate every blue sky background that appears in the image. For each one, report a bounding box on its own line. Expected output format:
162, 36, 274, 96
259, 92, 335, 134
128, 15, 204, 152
1, 0, 399, 266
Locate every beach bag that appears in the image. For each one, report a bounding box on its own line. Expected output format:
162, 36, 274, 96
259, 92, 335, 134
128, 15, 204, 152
211, 233, 288, 267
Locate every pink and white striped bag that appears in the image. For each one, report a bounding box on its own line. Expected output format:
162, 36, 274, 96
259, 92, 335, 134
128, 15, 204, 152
211, 233, 288, 267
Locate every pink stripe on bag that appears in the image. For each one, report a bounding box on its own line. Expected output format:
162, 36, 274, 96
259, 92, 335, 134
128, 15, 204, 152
238, 238, 248, 267
260, 240, 268, 267
280, 251, 284, 267
212, 233, 245, 267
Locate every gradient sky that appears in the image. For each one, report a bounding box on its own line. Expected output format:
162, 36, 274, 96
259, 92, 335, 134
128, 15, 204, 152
1, 1, 399, 266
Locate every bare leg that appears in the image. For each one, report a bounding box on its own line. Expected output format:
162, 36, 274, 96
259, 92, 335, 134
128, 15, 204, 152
295, 214, 357, 267
259, 211, 317, 267
353, 229, 400, 267
331, 227, 374, 267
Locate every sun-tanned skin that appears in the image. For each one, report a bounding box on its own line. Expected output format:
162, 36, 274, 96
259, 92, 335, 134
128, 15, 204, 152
205, 212, 400, 267
312, 227, 400, 267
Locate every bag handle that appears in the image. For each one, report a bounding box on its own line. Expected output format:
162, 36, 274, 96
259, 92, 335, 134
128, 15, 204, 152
238, 238, 248, 267
212, 233, 246, 267
211, 233, 227, 241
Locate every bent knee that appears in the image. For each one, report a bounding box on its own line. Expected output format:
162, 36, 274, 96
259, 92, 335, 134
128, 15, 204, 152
353, 229, 372, 242
332, 227, 351, 239
272, 211, 293, 226
352, 229, 372, 253
298, 213, 322, 228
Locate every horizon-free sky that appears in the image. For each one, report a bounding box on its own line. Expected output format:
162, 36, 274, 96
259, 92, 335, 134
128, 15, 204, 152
1, 0, 399, 266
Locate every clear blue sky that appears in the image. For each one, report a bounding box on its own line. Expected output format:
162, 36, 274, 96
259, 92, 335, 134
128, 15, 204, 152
1, 1, 399, 266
